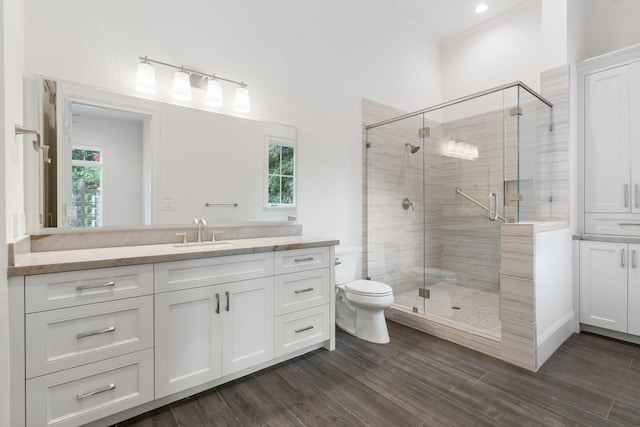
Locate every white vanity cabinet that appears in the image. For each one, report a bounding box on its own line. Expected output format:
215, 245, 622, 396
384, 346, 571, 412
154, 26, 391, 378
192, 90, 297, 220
22, 265, 155, 427
579, 241, 640, 335
154, 275, 274, 398
274, 247, 332, 356
10, 241, 336, 427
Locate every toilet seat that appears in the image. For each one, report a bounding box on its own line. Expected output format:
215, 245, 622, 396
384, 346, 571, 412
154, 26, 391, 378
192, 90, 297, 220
346, 280, 393, 297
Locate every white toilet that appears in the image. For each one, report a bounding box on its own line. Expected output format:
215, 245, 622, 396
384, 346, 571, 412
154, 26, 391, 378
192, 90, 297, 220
335, 246, 394, 343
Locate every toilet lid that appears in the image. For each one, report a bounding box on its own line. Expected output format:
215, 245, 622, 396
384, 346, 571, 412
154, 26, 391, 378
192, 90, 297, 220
346, 280, 393, 296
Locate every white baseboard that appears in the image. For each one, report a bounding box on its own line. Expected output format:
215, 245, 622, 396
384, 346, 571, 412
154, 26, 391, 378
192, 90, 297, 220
536, 311, 575, 370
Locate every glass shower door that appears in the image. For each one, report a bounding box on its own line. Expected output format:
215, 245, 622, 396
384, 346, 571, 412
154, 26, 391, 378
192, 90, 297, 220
365, 114, 426, 314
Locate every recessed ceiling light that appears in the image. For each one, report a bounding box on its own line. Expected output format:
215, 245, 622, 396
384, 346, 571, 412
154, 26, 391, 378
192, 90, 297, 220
475, 3, 488, 13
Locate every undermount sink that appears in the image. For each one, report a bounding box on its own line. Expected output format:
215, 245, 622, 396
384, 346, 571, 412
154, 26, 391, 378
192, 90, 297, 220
173, 240, 240, 249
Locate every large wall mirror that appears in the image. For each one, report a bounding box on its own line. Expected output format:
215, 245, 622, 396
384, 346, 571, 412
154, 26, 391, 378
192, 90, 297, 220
27, 77, 297, 231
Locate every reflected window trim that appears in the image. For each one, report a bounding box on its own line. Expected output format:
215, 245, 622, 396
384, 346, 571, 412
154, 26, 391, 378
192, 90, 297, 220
264, 136, 296, 209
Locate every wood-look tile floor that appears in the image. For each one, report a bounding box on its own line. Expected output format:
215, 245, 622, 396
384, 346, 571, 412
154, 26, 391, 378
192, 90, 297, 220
116, 321, 640, 427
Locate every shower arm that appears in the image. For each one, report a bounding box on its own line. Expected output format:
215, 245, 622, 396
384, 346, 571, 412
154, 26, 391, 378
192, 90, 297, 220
455, 187, 508, 223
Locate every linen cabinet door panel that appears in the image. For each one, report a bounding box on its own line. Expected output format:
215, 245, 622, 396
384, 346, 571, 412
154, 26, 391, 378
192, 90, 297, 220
221, 277, 274, 376
630, 61, 640, 213
584, 65, 631, 213
628, 243, 640, 335
25, 296, 153, 378
579, 241, 628, 332
155, 286, 222, 398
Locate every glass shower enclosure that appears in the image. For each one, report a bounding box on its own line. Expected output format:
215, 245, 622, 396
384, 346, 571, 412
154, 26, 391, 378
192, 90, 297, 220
364, 82, 553, 340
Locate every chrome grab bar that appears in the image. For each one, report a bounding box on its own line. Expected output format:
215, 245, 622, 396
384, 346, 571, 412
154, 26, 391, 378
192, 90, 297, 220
455, 187, 507, 222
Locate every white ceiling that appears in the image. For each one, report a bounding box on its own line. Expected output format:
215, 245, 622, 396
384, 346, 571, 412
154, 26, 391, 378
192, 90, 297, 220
368, 0, 531, 42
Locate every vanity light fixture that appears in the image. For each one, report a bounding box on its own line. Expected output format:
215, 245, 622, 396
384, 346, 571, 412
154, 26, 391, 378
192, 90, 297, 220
135, 58, 157, 94
172, 69, 192, 102
205, 78, 223, 108
135, 56, 250, 112
234, 84, 251, 113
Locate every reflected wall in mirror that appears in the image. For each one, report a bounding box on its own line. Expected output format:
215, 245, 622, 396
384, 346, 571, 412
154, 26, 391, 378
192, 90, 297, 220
31, 77, 297, 230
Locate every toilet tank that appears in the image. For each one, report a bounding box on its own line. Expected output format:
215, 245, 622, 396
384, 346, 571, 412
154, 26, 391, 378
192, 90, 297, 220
335, 246, 361, 285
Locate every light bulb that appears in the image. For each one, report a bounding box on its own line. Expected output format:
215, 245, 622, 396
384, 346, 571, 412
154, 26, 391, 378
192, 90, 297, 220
234, 85, 250, 113
205, 78, 223, 108
135, 61, 156, 95
475, 3, 488, 13
172, 70, 192, 102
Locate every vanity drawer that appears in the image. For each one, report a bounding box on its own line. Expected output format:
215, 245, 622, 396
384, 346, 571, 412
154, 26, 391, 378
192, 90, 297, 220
155, 252, 274, 293
275, 268, 330, 315
25, 264, 153, 313
26, 348, 153, 427
275, 304, 330, 357
25, 296, 153, 378
275, 247, 330, 275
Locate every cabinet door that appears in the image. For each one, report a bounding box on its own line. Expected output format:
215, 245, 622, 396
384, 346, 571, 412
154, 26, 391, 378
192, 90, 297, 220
584, 65, 631, 213
628, 244, 640, 335
630, 61, 640, 213
580, 241, 628, 332
221, 277, 274, 376
155, 286, 222, 398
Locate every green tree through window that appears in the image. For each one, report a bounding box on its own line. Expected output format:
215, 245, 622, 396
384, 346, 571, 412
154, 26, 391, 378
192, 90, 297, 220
267, 139, 295, 206
71, 147, 102, 227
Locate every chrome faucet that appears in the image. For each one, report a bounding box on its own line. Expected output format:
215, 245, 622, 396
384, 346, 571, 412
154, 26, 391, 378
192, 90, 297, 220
193, 218, 207, 243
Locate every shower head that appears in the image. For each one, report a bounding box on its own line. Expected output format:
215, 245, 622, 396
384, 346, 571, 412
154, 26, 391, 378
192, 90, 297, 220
405, 143, 420, 154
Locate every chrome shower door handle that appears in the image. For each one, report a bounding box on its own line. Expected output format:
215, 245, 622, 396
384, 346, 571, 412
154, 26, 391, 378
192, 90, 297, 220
488, 193, 498, 221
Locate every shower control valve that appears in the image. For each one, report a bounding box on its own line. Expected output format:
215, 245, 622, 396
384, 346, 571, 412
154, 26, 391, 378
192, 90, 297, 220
402, 197, 414, 211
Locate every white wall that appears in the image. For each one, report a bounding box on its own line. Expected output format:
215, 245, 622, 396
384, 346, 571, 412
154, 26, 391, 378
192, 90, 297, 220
4, 0, 23, 242
1, 0, 23, 424
441, 0, 542, 100
23, 0, 442, 246
571, 0, 640, 62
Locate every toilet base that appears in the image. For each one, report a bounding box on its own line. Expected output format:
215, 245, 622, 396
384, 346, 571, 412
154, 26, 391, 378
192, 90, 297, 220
336, 308, 390, 344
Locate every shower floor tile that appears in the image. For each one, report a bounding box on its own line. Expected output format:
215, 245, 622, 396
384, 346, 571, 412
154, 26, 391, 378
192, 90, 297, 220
393, 282, 501, 338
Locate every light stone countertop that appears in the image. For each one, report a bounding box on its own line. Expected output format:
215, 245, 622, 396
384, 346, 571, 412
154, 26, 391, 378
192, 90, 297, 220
8, 235, 339, 277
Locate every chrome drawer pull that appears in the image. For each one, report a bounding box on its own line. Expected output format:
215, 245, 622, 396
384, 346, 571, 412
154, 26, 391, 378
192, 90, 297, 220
76, 326, 116, 339
622, 249, 626, 268
76, 383, 116, 400
634, 250, 638, 269
294, 257, 314, 263
618, 223, 640, 226
76, 281, 115, 291
216, 293, 220, 314
225, 291, 230, 312
294, 325, 314, 333
294, 287, 314, 294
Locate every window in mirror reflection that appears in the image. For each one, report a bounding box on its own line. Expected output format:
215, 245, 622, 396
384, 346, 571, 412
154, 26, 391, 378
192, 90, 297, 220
71, 147, 103, 227
267, 138, 296, 207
